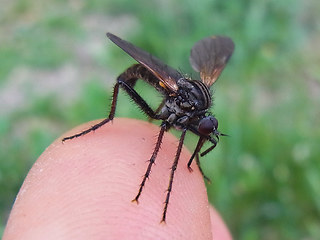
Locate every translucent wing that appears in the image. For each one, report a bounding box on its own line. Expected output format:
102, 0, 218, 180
189, 36, 234, 87
107, 33, 181, 93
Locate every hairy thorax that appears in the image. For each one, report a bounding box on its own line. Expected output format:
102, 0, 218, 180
158, 78, 212, 129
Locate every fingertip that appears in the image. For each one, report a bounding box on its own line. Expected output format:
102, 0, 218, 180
209, 206, 233, 240
4, 118, 223, 239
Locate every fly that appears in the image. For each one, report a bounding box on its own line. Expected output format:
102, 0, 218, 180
63, 33, 235, 222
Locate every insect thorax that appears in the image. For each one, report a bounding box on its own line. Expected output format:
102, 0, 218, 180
158, 78, 212, 128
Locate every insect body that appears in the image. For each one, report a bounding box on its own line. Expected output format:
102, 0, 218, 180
63, 33, 235, 222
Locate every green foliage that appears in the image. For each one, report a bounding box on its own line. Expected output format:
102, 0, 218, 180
1, 0, 319, 239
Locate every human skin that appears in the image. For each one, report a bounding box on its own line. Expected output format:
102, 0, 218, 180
3, 118, 232, 240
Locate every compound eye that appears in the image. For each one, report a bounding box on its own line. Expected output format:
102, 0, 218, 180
198, 117, 218, 136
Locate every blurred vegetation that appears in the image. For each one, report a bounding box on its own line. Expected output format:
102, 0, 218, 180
1, 0, 319, 239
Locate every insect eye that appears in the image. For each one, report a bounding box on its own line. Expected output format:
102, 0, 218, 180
198, 116, 218, 135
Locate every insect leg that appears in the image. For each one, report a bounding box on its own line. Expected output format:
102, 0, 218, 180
132, 121, 168, 203
63, 64, 160, 141
162, 128, 187, 223
195, 153, 211, 183
187, 137, 211, 182
148, 99, 166, 122
118, 80, 158, 119
116, 64, 163, 119
200, 138, 217, 157
62, 83, 120, 141
187, 137, 206, 169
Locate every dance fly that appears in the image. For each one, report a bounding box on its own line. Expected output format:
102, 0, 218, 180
63, 33, 235, 222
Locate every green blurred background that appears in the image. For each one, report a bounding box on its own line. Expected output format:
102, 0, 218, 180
1, 0, 319, 238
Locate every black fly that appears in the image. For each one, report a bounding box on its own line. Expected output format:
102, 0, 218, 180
63, 33, 235, 222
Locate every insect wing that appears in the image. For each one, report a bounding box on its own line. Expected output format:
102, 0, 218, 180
107, 33, 180, 93
189, 36, 234, 87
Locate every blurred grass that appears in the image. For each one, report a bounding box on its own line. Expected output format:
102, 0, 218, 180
1, 0, 320, 239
